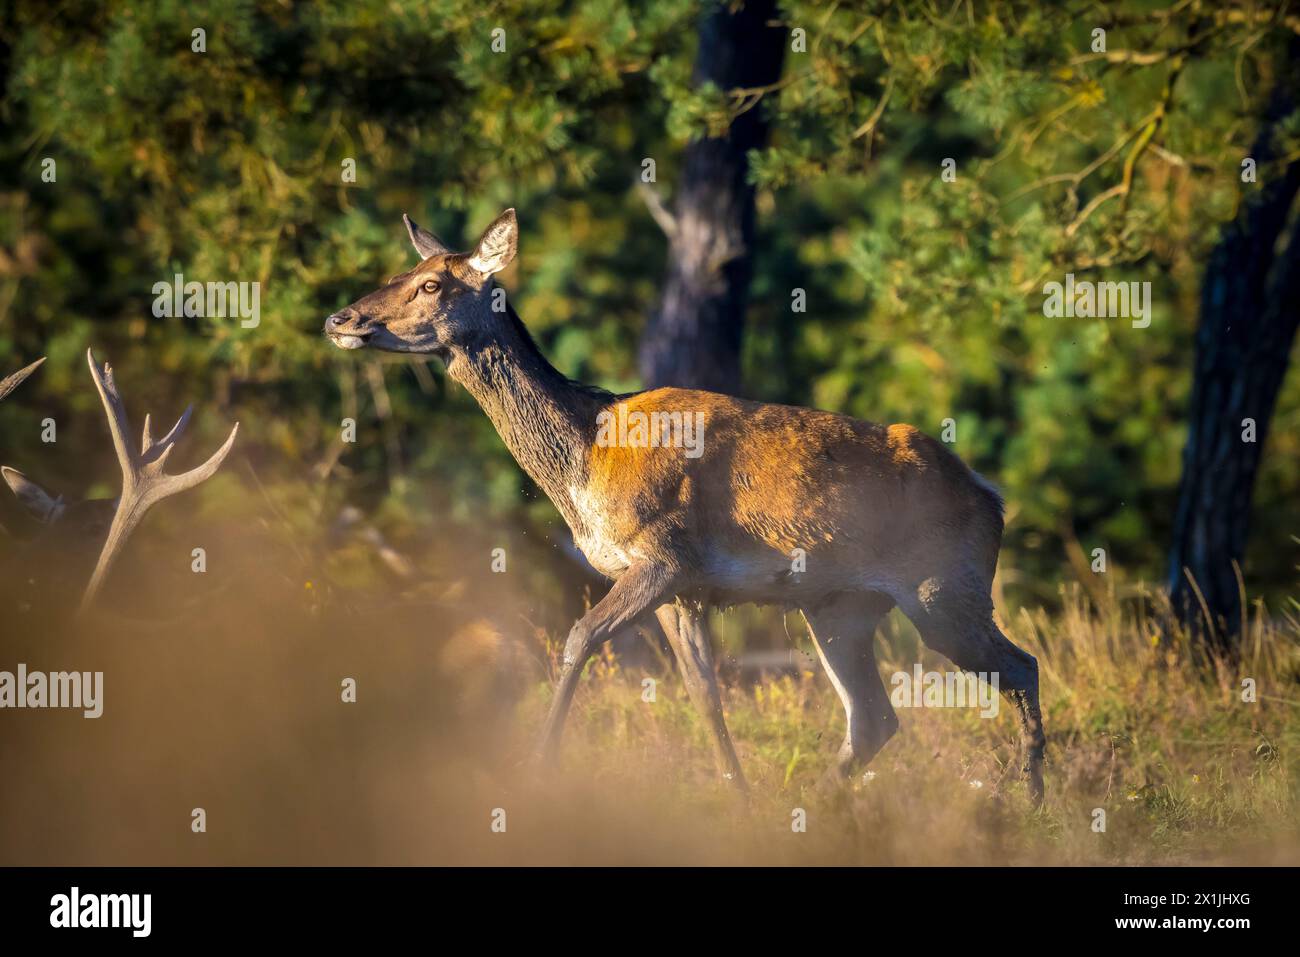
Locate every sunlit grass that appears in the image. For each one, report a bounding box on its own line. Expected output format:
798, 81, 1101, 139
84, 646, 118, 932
512, 586, 1300, 865
4, 527, 1295, 865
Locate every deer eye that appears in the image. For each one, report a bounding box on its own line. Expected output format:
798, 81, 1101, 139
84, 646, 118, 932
422, 280, 440, 294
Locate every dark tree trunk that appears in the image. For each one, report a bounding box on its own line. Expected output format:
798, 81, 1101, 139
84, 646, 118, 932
1167, 43, 1300, 648
637, 0, 786, 395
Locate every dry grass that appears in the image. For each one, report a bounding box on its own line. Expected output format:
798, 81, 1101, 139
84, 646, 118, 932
516, 585, 1300, 865
1, 506, 1296, 865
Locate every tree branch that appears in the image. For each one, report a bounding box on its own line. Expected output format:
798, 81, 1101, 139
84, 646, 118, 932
635, 180, 678, 239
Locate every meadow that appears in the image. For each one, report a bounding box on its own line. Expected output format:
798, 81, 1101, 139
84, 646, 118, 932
2, 505, 1294, 866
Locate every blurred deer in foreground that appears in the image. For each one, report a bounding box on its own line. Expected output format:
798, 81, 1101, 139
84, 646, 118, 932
326, 208, 1046, 803
1, 349, 238, 612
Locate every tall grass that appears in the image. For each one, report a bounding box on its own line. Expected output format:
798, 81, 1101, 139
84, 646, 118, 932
527, 585, 1300, 864
1, 504, 1295, 865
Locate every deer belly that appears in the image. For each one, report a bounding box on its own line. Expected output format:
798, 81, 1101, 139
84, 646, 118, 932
700, 544, 864, 603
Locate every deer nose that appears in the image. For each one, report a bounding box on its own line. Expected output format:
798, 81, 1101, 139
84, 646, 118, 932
327, 311, 374, 335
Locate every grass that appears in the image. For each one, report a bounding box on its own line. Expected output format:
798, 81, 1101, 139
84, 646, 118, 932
512, 584, 1300, 865
2, 503, 1296, 865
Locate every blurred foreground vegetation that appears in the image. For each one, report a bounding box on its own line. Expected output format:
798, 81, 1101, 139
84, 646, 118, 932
3, 545, 1296, 863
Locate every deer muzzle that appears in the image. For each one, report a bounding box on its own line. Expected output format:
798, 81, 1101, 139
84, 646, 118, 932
325, 312, 372, 350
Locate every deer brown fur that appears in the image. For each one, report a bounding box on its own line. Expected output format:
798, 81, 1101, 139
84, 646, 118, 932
326, 208, 1045, 802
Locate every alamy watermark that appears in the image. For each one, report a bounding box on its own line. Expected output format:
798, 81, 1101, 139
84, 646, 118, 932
50, 887, 150, 937
595, 402, 704, 459
890, 664, 999, 718
152, 272, 260, 328
0, 664, 102, 718
1042, 273, 1151, 328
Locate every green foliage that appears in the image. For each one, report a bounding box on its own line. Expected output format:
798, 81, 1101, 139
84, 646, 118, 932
1, 0, 1297, 615
749, 0, 1300, 602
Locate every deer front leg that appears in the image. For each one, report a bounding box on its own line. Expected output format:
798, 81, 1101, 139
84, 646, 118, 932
655, 602, 748, 793
535, 561, 675, 767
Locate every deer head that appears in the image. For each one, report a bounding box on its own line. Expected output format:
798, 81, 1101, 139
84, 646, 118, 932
1, 467, 117, 599
324, 209, 518, 360
1, 350, 239, 613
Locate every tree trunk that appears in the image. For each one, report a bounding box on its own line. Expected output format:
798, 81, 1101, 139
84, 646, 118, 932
637, 0, 786, 395
1167, 44, 1300, 648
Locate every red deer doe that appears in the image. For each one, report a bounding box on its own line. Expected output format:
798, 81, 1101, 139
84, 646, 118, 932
325, 209, 1046, 802
1, 350, 238, 612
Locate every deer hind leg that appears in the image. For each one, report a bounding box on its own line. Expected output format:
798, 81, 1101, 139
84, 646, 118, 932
654, 601, 747, 792
900, 577, 1046, 805
802, 591, 898, 777
535, 561, 674, 768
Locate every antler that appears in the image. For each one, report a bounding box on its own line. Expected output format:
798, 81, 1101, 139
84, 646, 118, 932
0, 357, 45, 402
80, 349, 239, 613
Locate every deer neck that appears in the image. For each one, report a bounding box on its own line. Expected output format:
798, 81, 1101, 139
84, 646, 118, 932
446, 309, 603, 522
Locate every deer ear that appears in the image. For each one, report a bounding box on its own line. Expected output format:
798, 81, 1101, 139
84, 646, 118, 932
403, 213, 450, 260
467, 208, 518, 276
1, 466, 64, 523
